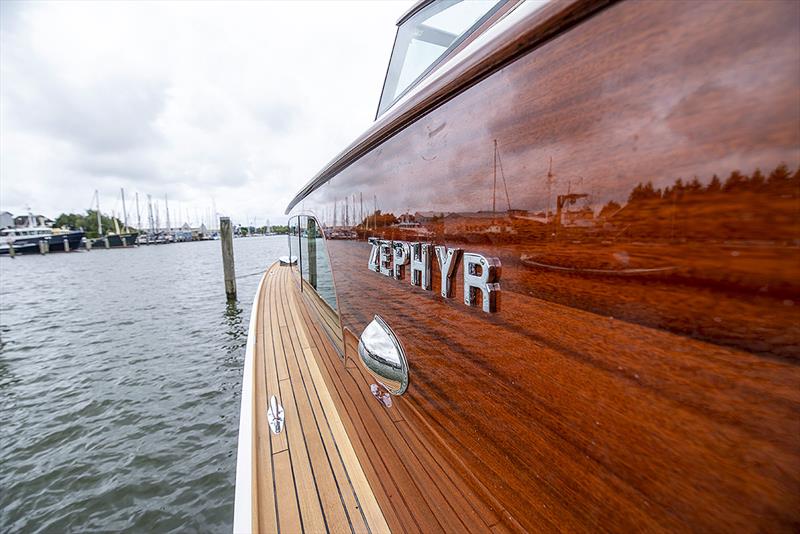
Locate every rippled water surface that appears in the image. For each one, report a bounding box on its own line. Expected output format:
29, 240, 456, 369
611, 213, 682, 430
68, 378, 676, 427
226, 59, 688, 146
0, 236, 285, 532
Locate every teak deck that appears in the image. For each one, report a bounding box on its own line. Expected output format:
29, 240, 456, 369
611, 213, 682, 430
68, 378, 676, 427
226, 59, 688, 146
247, 264, 388, 534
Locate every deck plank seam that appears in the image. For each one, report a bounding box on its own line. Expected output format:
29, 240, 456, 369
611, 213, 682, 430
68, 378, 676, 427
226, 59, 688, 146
298, 302, 415, 534
338, 356, 462, 533
259, 272, 281, 533
288, 278, 391, 532
282, 280, 360, 533
331, 328, 452, 531
297, 295, 422, 534
276, 270, 337, 534
283, 282, 369, 534
272, 268, 308, 534
264, 271, 303, 534
300, 292, 346, 360
283, 275, 367, 533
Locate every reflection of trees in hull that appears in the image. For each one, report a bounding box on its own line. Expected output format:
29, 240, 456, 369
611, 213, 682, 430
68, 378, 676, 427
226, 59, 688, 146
429, 163, 800, 245
610, 164, 799, 241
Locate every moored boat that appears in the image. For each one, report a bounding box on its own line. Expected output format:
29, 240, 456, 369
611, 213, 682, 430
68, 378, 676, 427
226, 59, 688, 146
236, 1, 800, 532
0, 226, 84, 255
91, 232, 139, 249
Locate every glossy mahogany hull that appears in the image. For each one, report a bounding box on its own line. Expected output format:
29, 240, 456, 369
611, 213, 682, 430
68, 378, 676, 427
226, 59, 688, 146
289, 1, 800, 531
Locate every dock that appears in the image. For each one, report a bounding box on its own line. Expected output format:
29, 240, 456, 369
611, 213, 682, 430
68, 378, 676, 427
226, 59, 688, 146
234, 263, 388, 534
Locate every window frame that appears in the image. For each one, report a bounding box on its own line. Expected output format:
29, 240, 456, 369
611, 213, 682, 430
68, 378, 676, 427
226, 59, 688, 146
375, 0, 507, 119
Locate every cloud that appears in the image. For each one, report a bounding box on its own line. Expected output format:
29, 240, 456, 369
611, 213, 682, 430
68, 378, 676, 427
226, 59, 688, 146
0, 0, 411, 226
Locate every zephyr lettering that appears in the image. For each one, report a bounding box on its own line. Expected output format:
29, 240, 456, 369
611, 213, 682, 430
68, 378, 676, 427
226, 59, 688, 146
368, 237, 380, 272
463, 252, 501, 313
367, 239, 501, 313
392, 242, 410, 280
434, 245, 462, 299
409, 243, 432, 290
378, 240, 393, 277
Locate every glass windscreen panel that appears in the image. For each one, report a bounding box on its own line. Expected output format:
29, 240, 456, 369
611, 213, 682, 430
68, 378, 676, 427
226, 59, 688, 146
377, 0, 504, 117
299, 215, 338, 312
288, 216, 300, 278
296, 215, 343, 355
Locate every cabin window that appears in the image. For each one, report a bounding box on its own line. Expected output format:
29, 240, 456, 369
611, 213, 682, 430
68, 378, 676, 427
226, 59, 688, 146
376, 0, 505, 117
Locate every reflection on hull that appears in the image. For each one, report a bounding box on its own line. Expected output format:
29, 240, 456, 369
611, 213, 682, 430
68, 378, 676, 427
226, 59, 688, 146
520, 255, 677, 276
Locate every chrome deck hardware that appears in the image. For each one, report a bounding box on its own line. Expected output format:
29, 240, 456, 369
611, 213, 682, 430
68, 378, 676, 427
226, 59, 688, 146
358, 315, 409, 396
370, 384, 393, 407
267, 395, 285, 434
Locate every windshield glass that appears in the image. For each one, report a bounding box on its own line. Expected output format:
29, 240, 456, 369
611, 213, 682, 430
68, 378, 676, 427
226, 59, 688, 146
377, 0, 504, 117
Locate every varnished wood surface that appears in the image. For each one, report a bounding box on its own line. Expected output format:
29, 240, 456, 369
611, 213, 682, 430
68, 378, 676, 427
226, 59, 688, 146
250, 264, 388, 534
286, 0, 609, 213
285, 0, 800, 531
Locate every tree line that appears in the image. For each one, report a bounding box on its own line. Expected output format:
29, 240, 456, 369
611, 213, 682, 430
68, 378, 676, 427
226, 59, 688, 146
54, 210, 127, 239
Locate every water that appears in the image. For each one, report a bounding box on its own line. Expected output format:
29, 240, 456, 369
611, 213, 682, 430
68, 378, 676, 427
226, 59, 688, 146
0, 236, 286, 533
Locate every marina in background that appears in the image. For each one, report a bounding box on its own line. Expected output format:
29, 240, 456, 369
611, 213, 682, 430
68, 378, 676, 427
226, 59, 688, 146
0, 189, 289, 256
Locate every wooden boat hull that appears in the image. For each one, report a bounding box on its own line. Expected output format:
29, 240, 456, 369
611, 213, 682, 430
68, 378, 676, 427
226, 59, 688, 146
266, 1, 800, 531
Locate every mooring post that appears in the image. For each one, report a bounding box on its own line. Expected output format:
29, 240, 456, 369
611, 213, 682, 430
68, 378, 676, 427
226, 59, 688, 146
63, 238, 70, 252
220, 216, 236, 300
85, 238, 91, 251
8, 244, 15, 258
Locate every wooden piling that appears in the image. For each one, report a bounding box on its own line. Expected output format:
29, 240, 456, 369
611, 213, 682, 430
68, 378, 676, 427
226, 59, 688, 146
220, 217, 236, 300
63, 238, 70, 252
8, 244, 15, 258
85, 238, 91, 251
39, 240, 49, 254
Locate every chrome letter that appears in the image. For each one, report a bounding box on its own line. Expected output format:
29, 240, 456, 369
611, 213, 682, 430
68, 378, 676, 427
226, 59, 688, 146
379, 240, 393, 277
409, 242, 432, 290
434, 245, 462, 298
463, 253, 501, 313
392, 241, 410, 280
367, 238, 380, 272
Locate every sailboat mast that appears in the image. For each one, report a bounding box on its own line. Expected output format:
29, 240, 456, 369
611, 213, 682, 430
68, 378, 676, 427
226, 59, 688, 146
121, 188, 129, 231
135, 192, 142, 231
164, 194, 171, 232
147, 194, 155, 234
96, 190, 102, 235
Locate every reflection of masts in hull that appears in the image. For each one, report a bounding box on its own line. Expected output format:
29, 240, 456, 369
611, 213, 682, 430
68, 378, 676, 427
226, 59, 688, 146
492, 139, 512, 216
546, 157, 556, 222
556, 193, 589, 225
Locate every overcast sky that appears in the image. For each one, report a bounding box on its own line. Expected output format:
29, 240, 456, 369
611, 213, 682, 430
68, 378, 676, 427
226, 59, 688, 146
0, 0, 411, 228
